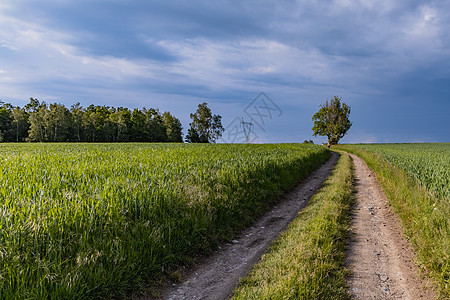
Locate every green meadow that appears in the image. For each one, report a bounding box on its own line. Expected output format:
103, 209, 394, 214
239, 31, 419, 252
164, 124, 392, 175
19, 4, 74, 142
0, 143, 329, 299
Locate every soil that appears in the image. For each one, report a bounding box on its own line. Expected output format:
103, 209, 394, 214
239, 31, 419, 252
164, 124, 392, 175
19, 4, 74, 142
346, 153, 436, 299
152, 152, 340, 300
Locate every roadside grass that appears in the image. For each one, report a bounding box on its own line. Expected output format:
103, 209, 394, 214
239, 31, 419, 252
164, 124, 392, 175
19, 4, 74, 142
335, 145, 449, 297
231, 152, 353, 300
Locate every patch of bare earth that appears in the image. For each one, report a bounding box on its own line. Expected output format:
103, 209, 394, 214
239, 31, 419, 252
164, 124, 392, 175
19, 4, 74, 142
143, 152, 340, 300
346, 154, 436, 299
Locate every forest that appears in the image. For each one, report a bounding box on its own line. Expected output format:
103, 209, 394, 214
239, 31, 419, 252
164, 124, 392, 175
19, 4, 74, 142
0, 98, 183, 143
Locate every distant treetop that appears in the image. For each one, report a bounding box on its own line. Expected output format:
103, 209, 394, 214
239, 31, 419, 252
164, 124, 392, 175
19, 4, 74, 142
312, 96, 352, 145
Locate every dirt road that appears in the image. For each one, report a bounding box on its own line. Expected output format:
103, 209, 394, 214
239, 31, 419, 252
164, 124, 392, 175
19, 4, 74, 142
156, 152, 339, 300
346, 154, 435, 299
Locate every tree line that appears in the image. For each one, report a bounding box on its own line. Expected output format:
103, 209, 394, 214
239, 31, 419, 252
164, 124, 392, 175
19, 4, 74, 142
0, 98, 183, 143
1, 95, 351, 144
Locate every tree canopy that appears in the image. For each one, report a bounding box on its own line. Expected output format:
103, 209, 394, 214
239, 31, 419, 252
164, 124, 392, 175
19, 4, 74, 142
186, 102, 224, 143
0, 98, 183, 143
312, 96, 352, 145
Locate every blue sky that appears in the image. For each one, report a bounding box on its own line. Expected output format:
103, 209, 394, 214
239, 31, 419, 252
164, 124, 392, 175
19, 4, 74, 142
1, 0, 449, 143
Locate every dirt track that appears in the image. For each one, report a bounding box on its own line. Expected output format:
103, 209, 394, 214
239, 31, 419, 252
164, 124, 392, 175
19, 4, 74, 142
156, 152, 339, 300
145, 151, 436, 300
346, 153, 436, 299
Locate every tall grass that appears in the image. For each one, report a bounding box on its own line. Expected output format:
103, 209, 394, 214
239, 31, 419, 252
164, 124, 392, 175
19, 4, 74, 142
340, 143, 449, 199
0, 143, 329, 299
231, 153, 354, 300
335, 144, 449, 297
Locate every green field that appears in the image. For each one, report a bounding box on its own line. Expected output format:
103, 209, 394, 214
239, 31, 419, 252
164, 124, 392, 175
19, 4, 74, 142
339, 143, 450, 199
335, 143, 449, 296
0, 143, 329, 299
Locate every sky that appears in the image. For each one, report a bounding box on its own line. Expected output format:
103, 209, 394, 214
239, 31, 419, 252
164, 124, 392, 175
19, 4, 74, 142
0, 0, 449, 143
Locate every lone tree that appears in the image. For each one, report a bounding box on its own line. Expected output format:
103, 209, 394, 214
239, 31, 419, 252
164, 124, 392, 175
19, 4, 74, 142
186, 102, 224, 143
312, 96, 352, 145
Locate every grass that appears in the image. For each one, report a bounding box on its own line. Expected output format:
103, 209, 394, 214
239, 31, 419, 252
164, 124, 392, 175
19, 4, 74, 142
0, 143, 329, 299
338, 143, 449, 199
231, 152, 354, 300
335, 144, 449, 297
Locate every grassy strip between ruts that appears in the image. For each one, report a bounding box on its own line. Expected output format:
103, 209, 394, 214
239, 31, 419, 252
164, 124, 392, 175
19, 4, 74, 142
231, 152, 353, 300
334, 145, 449, 298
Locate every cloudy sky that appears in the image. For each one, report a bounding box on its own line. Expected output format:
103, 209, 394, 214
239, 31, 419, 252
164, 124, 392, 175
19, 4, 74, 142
1, 0, 449, 143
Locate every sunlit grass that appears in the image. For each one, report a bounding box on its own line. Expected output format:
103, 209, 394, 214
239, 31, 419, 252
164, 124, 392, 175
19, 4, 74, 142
339, 143, 449, 199
0, 143, 329, 299
232, 152, 353, 300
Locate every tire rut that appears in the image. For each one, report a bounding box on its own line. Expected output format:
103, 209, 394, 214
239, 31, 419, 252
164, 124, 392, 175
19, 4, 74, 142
346, 153, 436, 299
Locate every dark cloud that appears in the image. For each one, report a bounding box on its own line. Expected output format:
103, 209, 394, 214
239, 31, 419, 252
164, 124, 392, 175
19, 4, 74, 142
1, 0, 449, 142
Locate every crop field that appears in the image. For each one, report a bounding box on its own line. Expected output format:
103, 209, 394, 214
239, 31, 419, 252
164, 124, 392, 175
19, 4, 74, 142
341, 143, 450, 199
0, 143, 329, 299
335, 143, 449, 296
